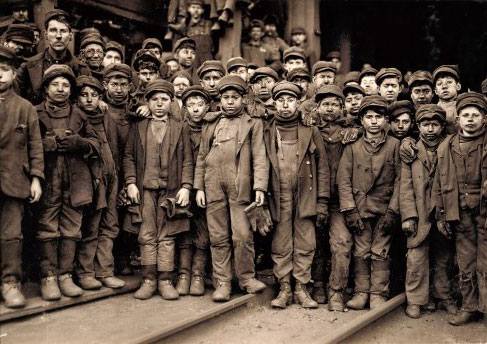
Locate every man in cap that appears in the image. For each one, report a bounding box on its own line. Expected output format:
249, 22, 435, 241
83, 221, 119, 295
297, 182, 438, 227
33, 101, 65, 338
434, 92, 487, 325
79, 34, 106, 81
36, 64, 100, 301
197, 60, 225, 111
0, 46, 43, 308
3, 23, 34, 60
376, 67, 403, 104
0, 1, 30, 36
409, 70, 434, 109
359, 67, 378, 96
226, 57, 249, 82
242, 19, 281, 73
337, 95, 401, 311
102, 41, 124, 68
287, 67, 312, 102
75, 75, 126, 290
400, 104, 457, 319
173, 37, 197, 83
388, 100, 415, 140
194, 75, 269, 302
14, 9, 79, 105
264, 81, 329, 309
262, 15, 289, 60
343, 83, 366, 123
248, 67, 279, 121
124, 79, 193, 300
288, 26, 317, 71
433, 65, 461, 133
282, 47, 307, 75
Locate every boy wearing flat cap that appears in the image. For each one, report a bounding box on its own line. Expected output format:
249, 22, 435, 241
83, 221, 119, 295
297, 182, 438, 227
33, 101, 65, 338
248, 67, 279, 122
434, 92, 487, 325
170, 70, 193, 120
102, 41, 124, 68
376, 68, 402, 104
197, 60, 225, 111
194, 75, 269, 302
0, 47, 43, 308
282, 47, 307, 75
289, 26, 317, 70
75, 75, 126, 291
337, 95, 401, 311
129, 49, 161, 117
388, 100, 415, 140
124, 79, 193, 300
264, 81, 329, 309
4, 23, 35, 60
409, 70, 434, 109
287, 67, 312, 103
343, 83, 366, 123
400, 104, 457, 319
433, 65, 461, 134
36, 64, 100, 301
359, 67, 378, 96
173, 37, 197, 83
226, 57, 249, 83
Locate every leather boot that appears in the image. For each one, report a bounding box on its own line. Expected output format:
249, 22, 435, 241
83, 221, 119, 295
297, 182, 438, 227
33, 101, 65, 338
158, 279, 179, 300
1, 281, 26, 308
369, 294, 387, 309
347, 257, 370, 310
213, 280, 232, 302
101, 276, 126, 289
347, 293, 369, 310
270, 282, 292, 309
190, 248, 207, 296
134, 265, 157, 300
59, 273, 83, 297
78, 276, 102, 290
176, 273, 190, 296
449, 310, 479, 326
328, 290, 345, 312
312, 281, 327, 304
294, 282, 318, 308
406, 304, 421, 319
40, 275, 61, 301
239, 278, 266, 294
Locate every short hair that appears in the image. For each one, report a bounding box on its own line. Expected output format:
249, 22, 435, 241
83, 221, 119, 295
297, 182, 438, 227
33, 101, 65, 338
45, 16, 71, 30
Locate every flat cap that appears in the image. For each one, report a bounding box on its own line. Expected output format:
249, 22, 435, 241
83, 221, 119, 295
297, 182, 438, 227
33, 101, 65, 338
343, 84, 366, 96
197, 60, 225, 78
432, 64, 460, 82
132, 49, 161, 71
170, 70, 193, 84
42, 64, 76, 88
226, 57, 248, 72
188, 0, 204, 6
12, 1, 29, 11
481, 78, 487, 95
272, 81, 302, 100
415, 104, 446, 122
249, 67, 278, 83
105, 41, 124, 59
375, 67, 402, 85
80, 27, 100, 41
388, 100, 414, 120
250, 19, 264, 30
145, 79, 175, 99
342, 71, 360, 86
76, 75, 103, 93
5, 23, 34, 45
44, 9, 70, 27
103, 63, 132, 80
287, 67, 311, 82
456, 91, 487, 113
163, 54, 178, 64
290, 26, 306, 35
0, 46, 17, 63
27, 22, 40, 32
217, 74, 247, 95
327, 51, 340, 60
247, 62, 259, 70
80, 33, 105, 50
182, 85, 211, 104
173, 37, 196, 52
283, 46, 305, 62
142, 38, 162, 51
408, 70, 433, 88
312, 61, 337, 76
314, 85, 345, 103
359, 95, 388, 115
358, 67, 378, 81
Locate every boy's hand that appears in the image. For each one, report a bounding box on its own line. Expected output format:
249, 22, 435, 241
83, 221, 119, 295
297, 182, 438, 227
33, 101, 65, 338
342, 128, 359, 144
400, 137, 418, 164
344, 208, 365, 235
402, 218, 417, 237
376, 209, 397, 236
437, 219, 452, 240
127, 183, 140, 204
255, 190, 265, 206
30, 177, 42, 203
136, 105, 151, 118
98, 100, 108, 112
196, 190, 206, 208
175, 188, 190, 207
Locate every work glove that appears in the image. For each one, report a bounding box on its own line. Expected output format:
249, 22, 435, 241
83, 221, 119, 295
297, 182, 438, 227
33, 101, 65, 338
315, 201, 329, 228
402, 218, 418, 237
42, 135, 58, 152
399, 137, 418, 164
344, 208, 365, 236
244, 202, 273, 237
57, 134, 89, 153
437, 218, 452, 240
376, 208, 397, 237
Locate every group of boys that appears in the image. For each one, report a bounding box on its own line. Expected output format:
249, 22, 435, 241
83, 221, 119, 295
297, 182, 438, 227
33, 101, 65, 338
0, 5, 486, 329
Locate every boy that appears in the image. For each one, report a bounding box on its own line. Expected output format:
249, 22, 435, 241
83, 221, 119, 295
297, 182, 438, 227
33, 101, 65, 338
248, 67, 279, 122
376, 68, 402, 104
194, 75, 269, 302
388, 100, 415, 140
433, 65, 461, 133
124, 79, 193, 300
434, 92, 487, 325
400, 104, 457, 319
287, 67, 311, 103
409, 70, 434, 109
359, 67, 378, 96
36, 64, 100, 301
282, 47, 307, 75
197, 60, 225, 111
173, 37, 197, 83
129, 49, 160, 116
337, 95, 401, 310
343, 83, 365, 123
75, 75, 125, 290
264, 81, 329, 309
0, 46, 43, 308
226, 57, 249, 82
170, 70, 193, 119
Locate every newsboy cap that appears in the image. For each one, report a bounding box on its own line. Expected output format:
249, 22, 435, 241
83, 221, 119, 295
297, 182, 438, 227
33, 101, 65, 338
76, 75, 103, 93
388, 100, 414, 120
283, 47, 306, 62
249, 67, 278, 84
217, 75, 247, 95
44, 9, 70, 28
432, 64, 460, 82
132, 49, 161, 71
359, 95, 388, 115
226, 57, 248, 72
408, 70, 433, 88
358, 67, 378, 82
312, 61, 337, 76
272, 81, 302, 100
375, 67, 402, 85
105, 41, 124, 60
314, 85, 345, 103
287, 67, 311, 82
197, 60, 225, 78
0, 46, 17, 65
182, 85, 211, 104
456, 91, 487, 113
343, 84, 366, 97
80, 33, 105, 50
173, 37, 196, 52
5, 23, 34, 45
103, 63, 132, 80
42, 64, 76, 88
142, 38, 163, 51
415, 104, 446, 123
145, 79, 175, 99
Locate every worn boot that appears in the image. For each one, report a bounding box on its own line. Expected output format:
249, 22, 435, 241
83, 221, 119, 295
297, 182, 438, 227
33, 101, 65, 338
294, 282, 318, 308
213, 280, 232, 302
134, 265, 157, 300
370, 259, 390, 309
271, 282, 292, 309
1, 281, 26, 308
312, 281, 327, 304
406, 304, 421, 319
78, 276, 102, 290
190, 248, 207, 296
40, 275, 61, 301
101, 276, 126, 289
158, 279, 179, 300
59, 274, 83, 297
240, 278, 267, 294
449, 310, 479, 326
328, 290, 345, 312
369, 294, 387, 309
176, 273, 190, 296
346, 292, 368, 310
347, 257, 370, 310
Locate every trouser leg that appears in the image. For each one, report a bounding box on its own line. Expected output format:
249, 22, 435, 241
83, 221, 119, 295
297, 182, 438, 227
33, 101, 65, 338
292, 216, 316, 285
271, 189, 293, 282
229, 199, 255, 282
353, 218, 373, 293
0, 195, 24, 283
329, 208, 352, 292
177, 232, 193, 275
206, 199, 232, 282
58, 238, 77, 275
430, 226, 453, 300
139, 190, 158, 267
405, 240, 429, 305
370, 219, 392, 297
77, 209, 101, 278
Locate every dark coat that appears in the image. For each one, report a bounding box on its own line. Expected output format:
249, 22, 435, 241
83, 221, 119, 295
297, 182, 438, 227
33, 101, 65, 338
37, 102, 100, 208
123, 115, 194, 235
0, 88, 44, 199
193, 110, 269, 203
400, 141, 438, 248
264, 119, 330, 222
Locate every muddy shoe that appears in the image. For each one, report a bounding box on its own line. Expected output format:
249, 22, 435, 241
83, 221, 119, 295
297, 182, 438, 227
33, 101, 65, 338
449, 311, 478, 326
1, 282, 26, 308
294, 283, 318, 309
270, 283, 292, 309
176, 273, 190, 296
40, 276, 61, 301
346, 292, 368, 310
369, 294, 387, 310
189, 275, 205, 296
406, 304, 421, 319
78, 276, 102, 290
328, 291, 345, 312
312, 283, 327, 304
101, 276, 126, 289
437, 300, 458, 315
134, 279, 156, 300
213, 281, 231, 302
158, 279, 179, 300
240, 278, 266, 294
59, 274, 83, 297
